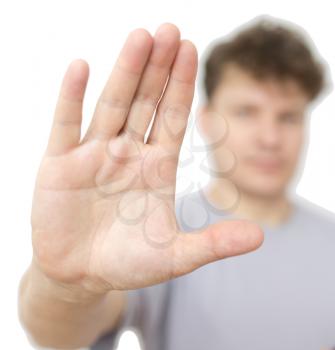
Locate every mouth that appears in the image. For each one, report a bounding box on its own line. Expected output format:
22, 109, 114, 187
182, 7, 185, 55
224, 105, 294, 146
248, 158, 283, 173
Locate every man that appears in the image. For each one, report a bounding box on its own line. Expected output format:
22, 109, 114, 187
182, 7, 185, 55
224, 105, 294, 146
18, 17, 335, 350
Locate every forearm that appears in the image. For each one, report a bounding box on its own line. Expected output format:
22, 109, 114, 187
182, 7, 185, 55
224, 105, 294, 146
18, 261, 125, 349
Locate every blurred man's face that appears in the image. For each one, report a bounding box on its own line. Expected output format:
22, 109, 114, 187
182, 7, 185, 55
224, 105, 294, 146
199, 63, 310, 198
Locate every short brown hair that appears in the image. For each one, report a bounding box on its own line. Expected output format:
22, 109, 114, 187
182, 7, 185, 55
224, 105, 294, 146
203, 17, 326, 102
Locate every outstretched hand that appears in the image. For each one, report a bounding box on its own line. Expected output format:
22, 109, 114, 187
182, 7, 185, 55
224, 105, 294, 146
30, 23, 264, 296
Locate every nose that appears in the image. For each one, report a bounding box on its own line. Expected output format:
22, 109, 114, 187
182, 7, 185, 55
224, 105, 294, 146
257, 116, 281, 150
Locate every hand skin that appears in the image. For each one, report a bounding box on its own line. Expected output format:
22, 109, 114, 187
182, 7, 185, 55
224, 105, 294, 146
18, 22, 264, 349
18, 257, 126, 349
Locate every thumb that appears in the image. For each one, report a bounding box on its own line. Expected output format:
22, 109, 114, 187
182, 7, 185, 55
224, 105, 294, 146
171, 220, 264, 278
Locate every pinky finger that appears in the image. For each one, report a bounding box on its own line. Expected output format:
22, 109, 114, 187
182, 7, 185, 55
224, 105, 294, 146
46, 59, 89, 156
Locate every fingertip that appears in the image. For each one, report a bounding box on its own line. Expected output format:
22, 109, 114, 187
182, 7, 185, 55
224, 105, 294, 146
248, 221, 265, 250
119, 28, 153, 74
70, 58, 90, 80
173, 39, 198, 83
129, 27, 153, 47
154, 22, 181, 39
208, 219, 264, 259
180, 39, 198, 60
70, 58, 89, 69
228, 219, 265, 250
62, 59, 89, 101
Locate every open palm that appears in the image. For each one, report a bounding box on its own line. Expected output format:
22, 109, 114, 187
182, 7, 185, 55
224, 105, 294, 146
31, 23, 263, 296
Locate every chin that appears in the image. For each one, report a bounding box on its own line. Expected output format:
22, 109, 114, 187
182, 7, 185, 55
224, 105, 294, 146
238, 179, 287, 199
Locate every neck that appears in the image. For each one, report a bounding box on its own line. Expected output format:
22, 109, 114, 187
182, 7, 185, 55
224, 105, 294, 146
203, 179, 293, 228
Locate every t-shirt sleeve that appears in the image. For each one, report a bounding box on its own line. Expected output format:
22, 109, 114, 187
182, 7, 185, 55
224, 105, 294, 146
90, 288, 145, 350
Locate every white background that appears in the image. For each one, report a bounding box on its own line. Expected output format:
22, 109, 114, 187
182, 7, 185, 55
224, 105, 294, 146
1, 0, 334, 349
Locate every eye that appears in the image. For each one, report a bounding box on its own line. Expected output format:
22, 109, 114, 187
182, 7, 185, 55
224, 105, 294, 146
235, 107, 252, 117
280, 113, 302, 123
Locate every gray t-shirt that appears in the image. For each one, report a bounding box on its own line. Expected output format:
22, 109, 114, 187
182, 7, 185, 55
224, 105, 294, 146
91, 189, 335, 350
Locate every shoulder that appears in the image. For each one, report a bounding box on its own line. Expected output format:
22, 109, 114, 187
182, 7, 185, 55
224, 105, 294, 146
293, 195, 335, 234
